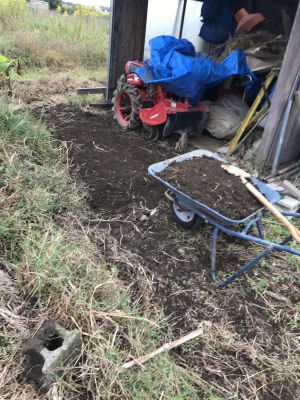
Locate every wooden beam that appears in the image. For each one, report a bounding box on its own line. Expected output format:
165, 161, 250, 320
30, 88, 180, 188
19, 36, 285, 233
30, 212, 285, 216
256, 1, 300, 169
89, 100, 113, 109
106, 0, 148, 100
76, 87, 106, 95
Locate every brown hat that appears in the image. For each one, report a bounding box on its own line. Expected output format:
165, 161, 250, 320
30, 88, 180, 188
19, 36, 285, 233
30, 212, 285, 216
235, 8, 266, 35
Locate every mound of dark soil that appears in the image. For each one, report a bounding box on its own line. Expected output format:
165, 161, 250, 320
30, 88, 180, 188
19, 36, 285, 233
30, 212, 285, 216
158, 156, 262, 220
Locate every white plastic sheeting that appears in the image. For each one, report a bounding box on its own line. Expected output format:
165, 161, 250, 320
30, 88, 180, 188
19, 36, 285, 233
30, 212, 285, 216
204, 95, 250, 139
143, 0, 208, 60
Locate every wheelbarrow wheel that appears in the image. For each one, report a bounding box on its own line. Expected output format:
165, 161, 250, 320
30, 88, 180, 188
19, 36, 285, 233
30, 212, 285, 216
112, 83, 142, 130
169, 200, 202, 229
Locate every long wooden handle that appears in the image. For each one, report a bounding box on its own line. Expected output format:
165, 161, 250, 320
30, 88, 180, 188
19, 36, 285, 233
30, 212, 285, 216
243, 178, 300, 244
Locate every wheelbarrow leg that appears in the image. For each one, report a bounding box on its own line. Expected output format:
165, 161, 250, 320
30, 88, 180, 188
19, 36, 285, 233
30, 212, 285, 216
210, 226, 274, 287
256, 219, 264, 239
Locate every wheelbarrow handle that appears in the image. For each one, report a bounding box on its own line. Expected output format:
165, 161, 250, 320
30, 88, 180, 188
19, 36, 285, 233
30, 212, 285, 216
242, 177, 300, 244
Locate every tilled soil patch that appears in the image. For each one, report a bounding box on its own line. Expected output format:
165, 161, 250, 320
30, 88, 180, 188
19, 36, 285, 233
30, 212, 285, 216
158, 156, 262, 220
33, 103, 300, 400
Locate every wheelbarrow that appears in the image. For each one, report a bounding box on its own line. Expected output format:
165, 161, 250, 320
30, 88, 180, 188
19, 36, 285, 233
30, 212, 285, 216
148, 150, 300, 287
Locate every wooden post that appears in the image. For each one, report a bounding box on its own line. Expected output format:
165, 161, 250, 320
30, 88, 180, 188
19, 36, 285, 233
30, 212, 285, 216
256, 1, 300, 171
106, 0, 148, 100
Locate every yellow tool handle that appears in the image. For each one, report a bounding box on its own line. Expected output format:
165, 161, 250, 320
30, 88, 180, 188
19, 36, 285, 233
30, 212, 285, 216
241, 177, 300, 244
228, 70, 277, 153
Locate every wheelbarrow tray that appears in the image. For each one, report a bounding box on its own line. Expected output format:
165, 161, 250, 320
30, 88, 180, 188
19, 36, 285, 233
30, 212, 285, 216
148, 150, 281, 226
148, 150, 300, 287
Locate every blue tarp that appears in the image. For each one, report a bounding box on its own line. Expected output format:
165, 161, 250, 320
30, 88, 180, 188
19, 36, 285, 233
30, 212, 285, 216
136, 36, 256, 106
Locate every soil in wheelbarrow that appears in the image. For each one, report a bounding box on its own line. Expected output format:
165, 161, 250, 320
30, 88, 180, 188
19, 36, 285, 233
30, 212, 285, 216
158, 156, 262, 220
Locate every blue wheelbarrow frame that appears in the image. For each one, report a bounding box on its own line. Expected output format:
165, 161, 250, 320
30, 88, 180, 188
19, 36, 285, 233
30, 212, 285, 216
148, 150, 300, 287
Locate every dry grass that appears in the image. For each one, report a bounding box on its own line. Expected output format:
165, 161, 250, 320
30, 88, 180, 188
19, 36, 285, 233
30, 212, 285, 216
213, 31, 285, 62
1, 77, 300, 400
0, 97, 198, 399
79, 193, 300, 399
5, 73, 108, 114
0, 226, 196, 399
108, 198, 300, 399
0, 9, 109, 70
168, 226, 300, 399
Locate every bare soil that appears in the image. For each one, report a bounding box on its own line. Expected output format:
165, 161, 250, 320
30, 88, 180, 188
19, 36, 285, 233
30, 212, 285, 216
157, 156, 262, 220
8, 76, 300, 400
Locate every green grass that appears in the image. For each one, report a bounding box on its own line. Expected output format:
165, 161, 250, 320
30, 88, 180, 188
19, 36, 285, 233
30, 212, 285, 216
0, 3, 109, 71
203, 388, 227, 400
122, 358, 198, 400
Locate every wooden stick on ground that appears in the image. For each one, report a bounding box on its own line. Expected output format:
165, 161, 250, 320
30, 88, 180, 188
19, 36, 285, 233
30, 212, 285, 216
118, 321, 212, 373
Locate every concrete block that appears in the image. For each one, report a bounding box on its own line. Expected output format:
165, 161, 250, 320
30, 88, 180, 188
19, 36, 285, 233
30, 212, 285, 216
277, 195, 300, 211
22, 319, 81, 393
282, 180, 300, 200
273, 202, 298, 218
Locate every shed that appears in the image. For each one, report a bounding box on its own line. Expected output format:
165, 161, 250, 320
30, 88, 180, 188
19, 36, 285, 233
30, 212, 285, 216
27, 0, 49, 13
106, 0, 300, 175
